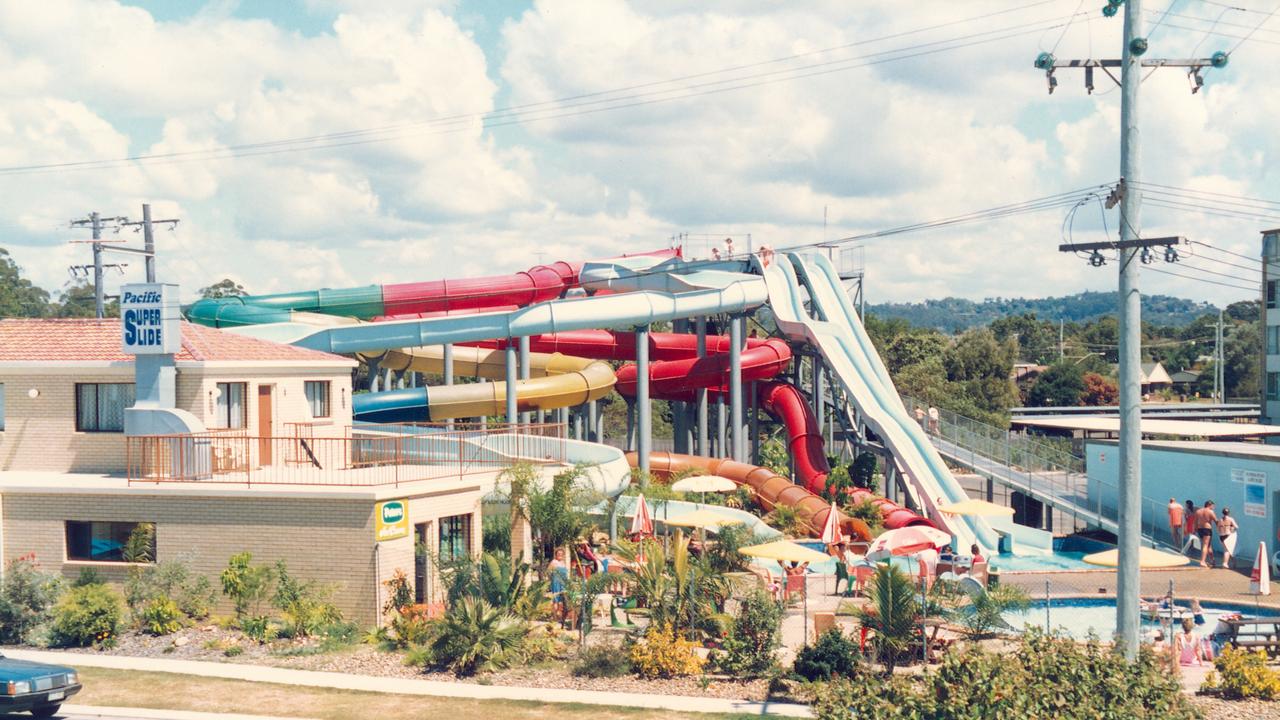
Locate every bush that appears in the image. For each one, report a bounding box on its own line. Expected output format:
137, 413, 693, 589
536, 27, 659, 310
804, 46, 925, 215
482, 513, 511, 554
764, 505, 803, 535
571, 641, 633, 678
240, 615, 275, 644
812, 629, 1201, 720
388, 607, 437, 649
719, 590, 782, 676
140, 596, 184, 636
125, 557, 216, 622
793, 629, 860, 681
1203, 645, 1280, 700
273, 561, 342, 638
0, 556, 62, 644
428, 597, 529, 676
220, 552, 274, 619
49, 583, 124, 648
74, 567, 105, 587
383, 569, 413, 616
629, 622, 705, 679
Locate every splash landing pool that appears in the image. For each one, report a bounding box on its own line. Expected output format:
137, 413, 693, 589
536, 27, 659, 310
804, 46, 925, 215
1002, 597, 1280, 640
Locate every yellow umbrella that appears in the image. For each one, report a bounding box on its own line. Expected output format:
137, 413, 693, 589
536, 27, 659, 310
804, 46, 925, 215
740, 540, 832, 564
663, 509, 744, 530
670, 475, 738, 493
1083, 547, 1190, 569
938, 499, 1015, 517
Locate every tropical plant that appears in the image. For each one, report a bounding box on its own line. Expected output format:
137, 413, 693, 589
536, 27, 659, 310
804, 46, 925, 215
436, 552, 550, 619
125, 556, 216, 622
220, 551, 275, 619
857, 564, 919, 674
562, 570, 612, 644
482, 513, 511, 554
629, 622, 705, 679
614, 534, 731, 640
703, 523, 760, 574
1203, 645, 1280, 700
793, 628, 860, 681
842, 499, 884, 535
526, 465, 595, 562
0, 555, 61, 644
719, 589, 782, 676
140, 596, 184, 636
758, 435, 791, 477
387, 607, 437, 649
954, 584, 1030, 639
763, 504, 804, 535
49, 583, 124, 648
427, 597, 530, 676
822, 464, 854, 504
383, 568, 413, 616
572, 640, 634, 678
122, 523, 156, 564
272, 560, 342, 638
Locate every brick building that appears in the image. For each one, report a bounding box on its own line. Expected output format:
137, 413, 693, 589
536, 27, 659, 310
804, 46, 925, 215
0, 319, 485, 624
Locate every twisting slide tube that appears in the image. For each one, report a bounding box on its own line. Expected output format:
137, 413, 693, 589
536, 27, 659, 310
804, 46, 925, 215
628, 451, 873, 541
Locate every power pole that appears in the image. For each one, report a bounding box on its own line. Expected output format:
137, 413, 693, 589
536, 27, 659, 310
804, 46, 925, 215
1044, 0, 1229, 659
70, 204, 178, 316
1217, 309, 1225, 403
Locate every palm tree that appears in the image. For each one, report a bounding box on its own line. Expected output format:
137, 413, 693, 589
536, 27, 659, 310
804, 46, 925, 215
614, 532, 730, 640
857, 564, 919, 674
430, 597, 529, 676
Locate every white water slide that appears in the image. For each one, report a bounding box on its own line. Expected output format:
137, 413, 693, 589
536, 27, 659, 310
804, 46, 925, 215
766, 251, 1012, 554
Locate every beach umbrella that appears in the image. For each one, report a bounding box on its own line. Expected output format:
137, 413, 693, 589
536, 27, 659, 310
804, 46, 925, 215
1251, 542, 1271, 596
1082, 547, 1189, 569
627, 493, 654, 538
741, 539, 830, 641
938, 499, 1014, 517
670, 474, 737, 505
865, 526, 952, 560
663, 508, 744, 531
820, 501, 844, 546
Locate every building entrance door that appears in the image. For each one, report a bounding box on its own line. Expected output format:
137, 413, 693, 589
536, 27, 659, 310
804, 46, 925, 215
258, 385, 273, 465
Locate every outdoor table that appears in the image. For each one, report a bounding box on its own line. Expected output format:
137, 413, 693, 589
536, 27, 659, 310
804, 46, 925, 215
1222, 616, 1280, 658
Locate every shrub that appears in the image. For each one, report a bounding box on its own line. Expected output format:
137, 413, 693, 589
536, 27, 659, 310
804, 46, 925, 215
126, 557, 216, 622
482, 513, 511, 554
427, 597, 529, 676
223, 644, 244, 657
571, 641, 633, 678
403, 644, 434, 668
74, 567, 105, 587
763, 505, 803, 535
1203, 645, 1280, 700
793, 629, 860, 681
719, 589, 782, 676
0, 555, 61, 644
273, 561, 342, 638
240, 615, 275, 644
49, 583, 124, 648
220, 552, 274, 619
629, 622, 705, 679
388, 607, 437, 649
842, 499, 883, 535
857, 564, 919, 674
140, 596, 184, 636
812, 629, 1200, 720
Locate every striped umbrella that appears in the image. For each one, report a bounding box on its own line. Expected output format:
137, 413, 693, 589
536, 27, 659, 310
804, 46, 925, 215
819, 502, 845, 546
628, 493, 654, 538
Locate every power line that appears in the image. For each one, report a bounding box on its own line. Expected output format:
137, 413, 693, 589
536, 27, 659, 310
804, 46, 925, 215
1228, 3, 1279, 51
1144, 7, 1280, 35
1191, 240, 1265, 264
0, 9, 1087, 177
1145, 263, 1261, 291
1131, 180, 1280, 208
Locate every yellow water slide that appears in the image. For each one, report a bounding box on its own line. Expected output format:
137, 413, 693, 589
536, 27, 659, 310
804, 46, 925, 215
359, 346, 615, 420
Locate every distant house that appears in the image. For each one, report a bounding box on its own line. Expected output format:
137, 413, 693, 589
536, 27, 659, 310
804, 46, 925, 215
1139, 362, 1173, 394
1169, 368, 1201, 390
1012, 363, 1047, 382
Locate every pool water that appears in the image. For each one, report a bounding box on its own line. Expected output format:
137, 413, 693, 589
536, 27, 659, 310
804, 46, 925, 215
1002, 597, 1280, 640
793, 539, 1117, 575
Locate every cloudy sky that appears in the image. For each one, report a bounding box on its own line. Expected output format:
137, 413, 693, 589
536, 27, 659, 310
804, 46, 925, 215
0, 0, 1276, 307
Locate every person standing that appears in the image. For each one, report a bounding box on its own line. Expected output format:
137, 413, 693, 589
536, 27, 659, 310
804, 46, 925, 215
914, 405, 926, 430
1193, 500, 1219, 568
1182, 500, 1197, 553
1217, 508, 1239, 570
1168, 498, 1185, 548
927, 406, 940, 435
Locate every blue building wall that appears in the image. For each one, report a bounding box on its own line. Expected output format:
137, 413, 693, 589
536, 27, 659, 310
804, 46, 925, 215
1087, 441, 1277, 567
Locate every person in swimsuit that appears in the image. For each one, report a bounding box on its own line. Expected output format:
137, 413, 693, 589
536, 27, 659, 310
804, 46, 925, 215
1218, 509, 1239, 570
1175, 617, 1203, 666
1193, 500, 1218, 568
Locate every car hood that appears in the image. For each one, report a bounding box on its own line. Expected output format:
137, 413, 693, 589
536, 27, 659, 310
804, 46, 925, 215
0, 656, 77, 680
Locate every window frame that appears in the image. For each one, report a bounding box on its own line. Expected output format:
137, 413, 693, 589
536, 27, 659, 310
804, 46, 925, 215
74, 382, 135, 433
1269, 280, 1278, 310
214, 382, 247, 429
1270, 326, 1280, 356
304, 380, 331, 419
1268, 372, 1280, 402
65, 520, 156, 563
438, 514, 472, 561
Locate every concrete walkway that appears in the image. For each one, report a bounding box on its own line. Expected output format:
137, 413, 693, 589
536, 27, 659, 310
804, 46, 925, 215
60, 706, 314, 720
7, 649, 812, 718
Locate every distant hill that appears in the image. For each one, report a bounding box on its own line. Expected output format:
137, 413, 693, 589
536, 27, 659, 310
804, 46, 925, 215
868, 291, 1217, 331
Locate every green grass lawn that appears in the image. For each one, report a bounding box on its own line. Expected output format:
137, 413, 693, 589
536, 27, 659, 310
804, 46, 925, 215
73, 667, 749, 720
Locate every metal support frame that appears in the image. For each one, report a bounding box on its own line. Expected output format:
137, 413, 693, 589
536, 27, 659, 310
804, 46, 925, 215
636, 325, 651, 472
518, 336, 531, 426
505, 342, 518, 424
729, 315, 745, 462
696, 316, 709, 456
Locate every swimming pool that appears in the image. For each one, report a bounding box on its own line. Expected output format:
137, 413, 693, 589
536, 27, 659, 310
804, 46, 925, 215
795, 536, 1132, 575
1002, 597, 1280, 640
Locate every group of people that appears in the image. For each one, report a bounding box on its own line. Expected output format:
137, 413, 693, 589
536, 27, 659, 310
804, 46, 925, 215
912, 405, 941, 435
1168, 498, 1239, 568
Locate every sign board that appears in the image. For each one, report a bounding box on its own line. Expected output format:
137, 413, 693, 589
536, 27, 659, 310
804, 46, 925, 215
1245, 481, 1268, 519
375, 500, 409, 542
1233, 468, 1267, 485
121, 283, 181, 355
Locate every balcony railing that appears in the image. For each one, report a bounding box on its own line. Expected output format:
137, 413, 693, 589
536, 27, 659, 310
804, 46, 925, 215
126, 422, 567, 487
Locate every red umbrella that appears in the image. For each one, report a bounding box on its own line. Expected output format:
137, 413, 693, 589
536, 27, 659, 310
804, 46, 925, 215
628, 493, 654, 538
865, 526, 952, 560
820, 501, 844, 545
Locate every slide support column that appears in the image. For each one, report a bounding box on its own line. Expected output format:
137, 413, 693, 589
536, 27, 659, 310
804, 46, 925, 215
505, 342, 518, 426
443, 343, 454, 431
696, 316, 709, 456
519, 336, 531, 426
636, 325, 651, 473
729, 315, 745, 462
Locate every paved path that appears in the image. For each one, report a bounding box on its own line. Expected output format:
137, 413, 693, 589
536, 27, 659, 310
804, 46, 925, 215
7, 650, 812, 718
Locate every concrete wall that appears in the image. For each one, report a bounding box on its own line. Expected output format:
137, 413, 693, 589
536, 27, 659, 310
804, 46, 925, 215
0, 365, 351, 474
1087, 441, 1276, 566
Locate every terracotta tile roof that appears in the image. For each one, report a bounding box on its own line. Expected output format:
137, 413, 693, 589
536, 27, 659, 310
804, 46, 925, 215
0, 318, 353, 364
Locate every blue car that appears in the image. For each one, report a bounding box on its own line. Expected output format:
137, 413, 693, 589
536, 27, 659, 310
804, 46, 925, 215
0, 653, 80, 717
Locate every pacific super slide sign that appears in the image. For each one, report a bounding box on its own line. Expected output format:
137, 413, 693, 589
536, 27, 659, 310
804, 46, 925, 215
121, 283, 181, 355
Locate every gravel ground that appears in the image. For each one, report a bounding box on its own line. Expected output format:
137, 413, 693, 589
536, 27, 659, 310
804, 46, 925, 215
1191, 696, 1280, 719
41, 626, 774, 702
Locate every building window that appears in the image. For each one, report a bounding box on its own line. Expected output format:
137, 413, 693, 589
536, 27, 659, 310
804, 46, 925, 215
1269, 280, 1279, 310
304, 381, 331, 418
65, 521, 155, 563
214, 382, 246, 429
439, 514, 472, 561
1269, 373, 1280, 402
1270, 326, 1280, 355
75, 383, 135, 432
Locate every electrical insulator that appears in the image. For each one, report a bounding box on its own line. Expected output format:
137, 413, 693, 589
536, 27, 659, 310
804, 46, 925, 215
1130, 37, 1148, 56
1034, 52, 1055, 70
1164, 246, 1180, 263
1103, 4, 1118, 17
1211, 51, 1229, 69
1140, 247, 1154, 264
1089, 251, 1107, 267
